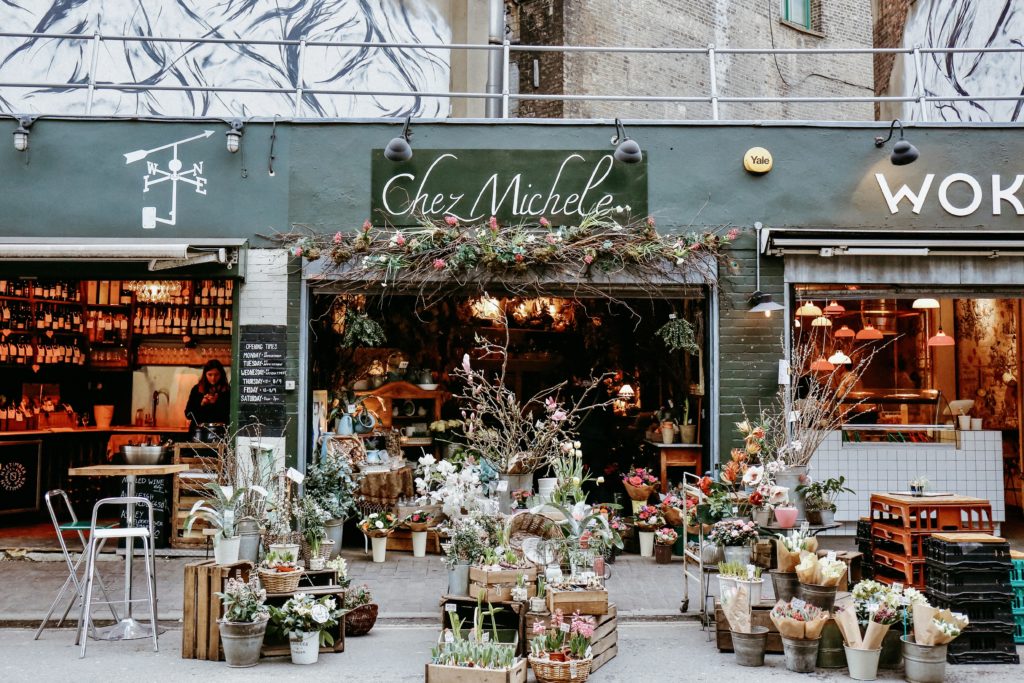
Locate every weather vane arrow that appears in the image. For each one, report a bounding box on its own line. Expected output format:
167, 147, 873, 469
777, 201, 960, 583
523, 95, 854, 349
123, 130, 215, 164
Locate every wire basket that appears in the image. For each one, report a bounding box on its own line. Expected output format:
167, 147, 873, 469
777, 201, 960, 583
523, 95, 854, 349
528, 654, 593, 683
258, 568, 303, 593
344, 603, 379, 637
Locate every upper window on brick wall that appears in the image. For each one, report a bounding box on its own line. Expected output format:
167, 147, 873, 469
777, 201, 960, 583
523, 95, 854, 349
782, 0, 821, 33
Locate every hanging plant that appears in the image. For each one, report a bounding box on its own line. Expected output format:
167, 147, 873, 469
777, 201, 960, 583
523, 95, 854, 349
340, 310, 386, 348
656, 314, 698, 354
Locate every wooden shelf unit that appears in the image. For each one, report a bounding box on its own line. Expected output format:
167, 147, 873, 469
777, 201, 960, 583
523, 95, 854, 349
170, 442, 226, 549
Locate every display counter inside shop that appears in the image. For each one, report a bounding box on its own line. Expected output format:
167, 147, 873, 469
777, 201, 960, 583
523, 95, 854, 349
810, 428, 1005, 535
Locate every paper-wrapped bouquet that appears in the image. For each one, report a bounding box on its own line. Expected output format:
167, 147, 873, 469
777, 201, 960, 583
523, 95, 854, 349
769, 599, 829, 640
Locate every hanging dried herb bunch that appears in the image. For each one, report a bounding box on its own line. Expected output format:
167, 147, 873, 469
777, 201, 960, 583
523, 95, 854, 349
656, 314, 698, 354
340, 309, 386, 348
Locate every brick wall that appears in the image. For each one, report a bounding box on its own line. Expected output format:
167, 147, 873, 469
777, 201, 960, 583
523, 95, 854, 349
507, 0, 565, 118
872, 0, 911, 120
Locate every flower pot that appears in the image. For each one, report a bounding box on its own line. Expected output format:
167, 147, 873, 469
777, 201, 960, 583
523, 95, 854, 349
654, 543, 672, 564
701, 543, 723, 565
447, 562, 471, 596
289, 630, 319, 665
344, 603, 379, 637
308, 557, 325, 570
529, 596, 548, 612
370, 535, 387, 563
214, 535, 241, 565
219, 619, 268, 668
957, 414, 971, 430
661, 425, 675, 443
723, 545, 751, 566
818, 509, 834, 526
735, 578, 764, 605
268, 543, 299, 564
910, 485, 925, 497
323, 519, 345, 558
805, 509, 823, 525
236, 518, 262, 564
411, 530, 428, 558
774, 506, 798, 529
752, 508, 770, 526
877, 629, 903, 670
718, 574, 737, 595
679, 424, 697, 444
782, 636, 820, 673
770, 570, 799, 602
774, 465, 808, 521
639, 531, 655, 557
797, 582, 837, 612
844, 645, 881, 681
731, 626, 769, 667
817, 620, 847, 669
901, 636, 947, 683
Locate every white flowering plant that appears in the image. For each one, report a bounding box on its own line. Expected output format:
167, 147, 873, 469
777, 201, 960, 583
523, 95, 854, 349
414, 452, 485, 518
357, 511, 399, 538
851, 579, 930, 625
216, 575, 269, 624
269, 593, 342, 646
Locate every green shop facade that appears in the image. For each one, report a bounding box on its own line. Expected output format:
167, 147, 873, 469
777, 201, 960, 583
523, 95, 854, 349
2, 118, 1022, 529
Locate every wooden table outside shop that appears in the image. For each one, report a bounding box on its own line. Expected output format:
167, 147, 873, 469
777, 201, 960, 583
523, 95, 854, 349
68, 463, 189, 640
646, 441, 702, 493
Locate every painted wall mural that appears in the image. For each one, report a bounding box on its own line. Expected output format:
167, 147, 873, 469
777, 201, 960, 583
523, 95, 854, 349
0, 0, 451, 118
898, 0, 1024, 122
955, 299, 1019, 430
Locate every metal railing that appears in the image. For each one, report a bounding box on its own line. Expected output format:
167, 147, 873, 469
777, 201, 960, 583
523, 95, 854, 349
2, 31, 1024, 120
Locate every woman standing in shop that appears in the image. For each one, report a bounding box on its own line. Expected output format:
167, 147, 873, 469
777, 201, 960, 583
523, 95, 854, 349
184, 359, 231, 428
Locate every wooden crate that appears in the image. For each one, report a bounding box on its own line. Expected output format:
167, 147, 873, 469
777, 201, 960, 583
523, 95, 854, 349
181, 559, 252, 660
441, 595, 525, 656
425, 658, 528, 683
469, 566, 539, 603
546, 587, 608, 616
170, 442, 225, 549
387, 528, 442, 553
261, 570, 346, 657
715, 601, 784, 654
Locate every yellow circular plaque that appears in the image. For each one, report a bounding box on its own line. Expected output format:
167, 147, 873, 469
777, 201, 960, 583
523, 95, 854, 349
743, 147, 773, 174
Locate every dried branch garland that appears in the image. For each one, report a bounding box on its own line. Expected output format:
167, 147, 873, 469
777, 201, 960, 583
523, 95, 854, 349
274, 208, 739, 305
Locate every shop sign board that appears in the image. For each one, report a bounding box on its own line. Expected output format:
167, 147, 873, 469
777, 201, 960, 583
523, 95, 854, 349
238, 325, 288, 436
0, 440, 42, 515
875, 172, 1024, 217
371, 149, 647, 226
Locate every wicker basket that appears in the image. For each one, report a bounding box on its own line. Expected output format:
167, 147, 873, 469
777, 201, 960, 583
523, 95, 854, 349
529, 654, 593, 683
344, 602, 379, 637
258, 568, 303, 593
507, 512, 562, 564
622, 481, 655, 502
300, 538, 334, 562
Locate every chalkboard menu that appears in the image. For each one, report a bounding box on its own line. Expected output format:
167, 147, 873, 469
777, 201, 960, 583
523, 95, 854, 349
0, 440, 42, 514
120, 476, 170, 548
239, 325, 287, 436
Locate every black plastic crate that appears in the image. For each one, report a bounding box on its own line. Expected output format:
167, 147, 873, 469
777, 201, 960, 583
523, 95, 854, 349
927, 587, 1014, 605
926, 561, 1013, 597
925, 536, 1011, 568
857, 539, 872, 555
946, 630, 1019, 665
861, 560, 874, 580
857, 518, 872, 538
928, 595, 1015, 631
873, 538, 908, 557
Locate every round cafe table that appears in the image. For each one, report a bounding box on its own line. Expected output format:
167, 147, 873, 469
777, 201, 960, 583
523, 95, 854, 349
67, 463, 189, 641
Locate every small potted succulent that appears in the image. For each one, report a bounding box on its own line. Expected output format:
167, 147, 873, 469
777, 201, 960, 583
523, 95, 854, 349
215, 574, 269, 668
909, 475, 929, 497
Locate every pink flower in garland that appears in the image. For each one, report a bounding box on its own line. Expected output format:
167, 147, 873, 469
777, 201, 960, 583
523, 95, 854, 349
515, 253, 524, 263
539, 216, 550, 227
444, 215, 458, 226
583, 254, 594, 264
727, 228, 740, 241
333, 231, 343, 244
362, 219, 372, 232
432, 258, 446, 271
545, 234, 557, 245
488, 216, 499, 231
292, 246, 303, 257
395, 232, 406, 246
646, 215, 656, 227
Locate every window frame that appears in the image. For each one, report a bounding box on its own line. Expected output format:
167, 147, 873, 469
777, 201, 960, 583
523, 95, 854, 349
782, 0, 812, 30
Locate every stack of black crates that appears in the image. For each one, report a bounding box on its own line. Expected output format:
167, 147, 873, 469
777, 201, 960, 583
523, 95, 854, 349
856, 517, 874, 579
924, 533, 1019, 665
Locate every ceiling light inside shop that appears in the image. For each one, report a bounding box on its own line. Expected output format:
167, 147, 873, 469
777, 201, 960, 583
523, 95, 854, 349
855, 324, 883, 341
810, 357, 836, 372
828, 350, 852, 365
823, 300, 846, 315
911, 298, 940, 309
927, 328, 956, 347
834, 325, 855, 338
811, 316, 833, 327
124, 280, 183, 303
795, 301, 823, 317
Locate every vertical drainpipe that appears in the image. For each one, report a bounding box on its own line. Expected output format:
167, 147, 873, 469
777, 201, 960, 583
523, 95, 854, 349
485, 0, 505, 118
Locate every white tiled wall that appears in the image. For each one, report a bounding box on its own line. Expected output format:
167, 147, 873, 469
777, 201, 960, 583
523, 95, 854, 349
811, 431, 1005, 535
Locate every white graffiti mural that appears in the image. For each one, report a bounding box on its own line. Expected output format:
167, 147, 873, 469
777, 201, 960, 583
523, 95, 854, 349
0, 0, 451, 117
898, 0, 1024, 122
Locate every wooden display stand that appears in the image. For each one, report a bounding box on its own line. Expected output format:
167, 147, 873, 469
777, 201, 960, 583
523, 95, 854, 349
425, 659, 528, 683
182, 559, 251, 660
469, 566, 538, 603
546, 587, 608, 616
714, 600, 784, 654
170, 442, 225, 548
355, 381, 444, 431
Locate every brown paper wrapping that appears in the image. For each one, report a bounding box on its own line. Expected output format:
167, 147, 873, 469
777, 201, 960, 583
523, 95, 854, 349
722, 584, 752, 633
818, 565, 847, 587
771, 613, 809, 639
796, 554, 818, 584
862, 621, 891, 650
776, 539, 801, 572
913, 604, 969, 646
833, 607, 863, 648
803, 614, 829, 640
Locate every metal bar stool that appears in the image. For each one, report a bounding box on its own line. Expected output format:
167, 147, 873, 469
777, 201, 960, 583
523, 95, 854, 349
78, 497, 159, 658
34, 490, 120, 640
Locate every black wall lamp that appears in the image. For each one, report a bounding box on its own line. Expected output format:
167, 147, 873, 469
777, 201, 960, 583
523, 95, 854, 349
874, 119, 919, 166
611, 118, 642, 163
384, 116, 413, 162
749, 222, 784, 317
225, 119, 244, 153
12, 115, 35, 152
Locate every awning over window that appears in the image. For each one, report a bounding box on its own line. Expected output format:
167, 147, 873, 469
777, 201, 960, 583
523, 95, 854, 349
763, 228, 1024, 258
0, 238, 245, 271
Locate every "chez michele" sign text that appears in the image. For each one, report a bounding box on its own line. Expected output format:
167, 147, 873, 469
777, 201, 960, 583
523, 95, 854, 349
371, 149, 647, 226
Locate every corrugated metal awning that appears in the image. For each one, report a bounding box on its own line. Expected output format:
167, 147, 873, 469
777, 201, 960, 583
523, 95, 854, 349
0, 238, 245, 271
763, 228, 1024, 258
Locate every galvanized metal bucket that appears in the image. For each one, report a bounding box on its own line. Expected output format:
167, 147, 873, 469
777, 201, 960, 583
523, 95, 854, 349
817, 620, 848, 669
797, 582, 837, 611
770, 570, 799, 602
782, 636, 821, 673
844, 645, 882, 681
731, 627, 769, 667
901, 636, 947, 683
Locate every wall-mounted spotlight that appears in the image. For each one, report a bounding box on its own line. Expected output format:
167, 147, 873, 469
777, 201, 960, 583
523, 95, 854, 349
874, 119, 919, 166
384, 116, 413, 162
225, 119, 244, 153
611, 118, 642, 164
12, 115, 35, 152
748, 223, 784, 317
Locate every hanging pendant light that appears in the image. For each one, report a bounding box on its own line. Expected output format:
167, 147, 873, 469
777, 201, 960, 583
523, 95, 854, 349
810, 357, 836, 372
927, 328, 955, 347
823, 300, 846, 315
828, 349, 852, 365
912, 298, 940, 309
834, 325, 855, 338
855, 324, 883, 341
811, 316, 833, 327
748, 223, 784, 317
795, 301, 823, 317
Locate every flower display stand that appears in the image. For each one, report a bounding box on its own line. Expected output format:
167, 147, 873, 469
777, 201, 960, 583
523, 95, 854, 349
182, 559, 252, 660
469, 566, 539, 603
425, 658, 528, 683
546, 587, 608, 616
260, 568, 347, 658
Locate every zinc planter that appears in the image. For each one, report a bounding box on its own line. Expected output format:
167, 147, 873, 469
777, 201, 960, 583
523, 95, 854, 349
214, 535, 241, 565
797, 582, 837, 612
770, 570, 800, 602
844, 646, 881, 681
731, 627, 769, 667
878, 629, 903, 670
289, 631, 319, 665
654, 544, 672, 564
448, 562, 471, 596
817, 620, 847, 669
782, 636, 820, 674
370, 535, 388, 563
323, 519, 345, 558
411, 530, 428, 557
723, 545, 751, 566
638, 531, 655, 557
901, 636, 947, 683
219, 620, 267, 668
236, 518, 262, 564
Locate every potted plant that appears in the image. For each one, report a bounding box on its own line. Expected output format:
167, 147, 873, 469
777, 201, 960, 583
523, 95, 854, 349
185, 482, 246, 565
269, 592, 342, 665
909, 475, 929, 497
442, 517, 485, 596
343, 583, 379, 637
707, 518, 759, 565
621, 466, 658, 514
294, 495, 331, 570
530, 576, 548, 613
633, 504, 664, 557
734, 564, 764, 605
774, 501, 798, 529
215, 574, 270, 668
403, 509, 435, 558
510, 488, 532, 511
797, 476, 854, 525
653, 527, 677, 564
528, 610, 595, 683
358, 510, 398, 563
748, 484, 771, 526
304, 449, 361, 558
258, 552, 303, 593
